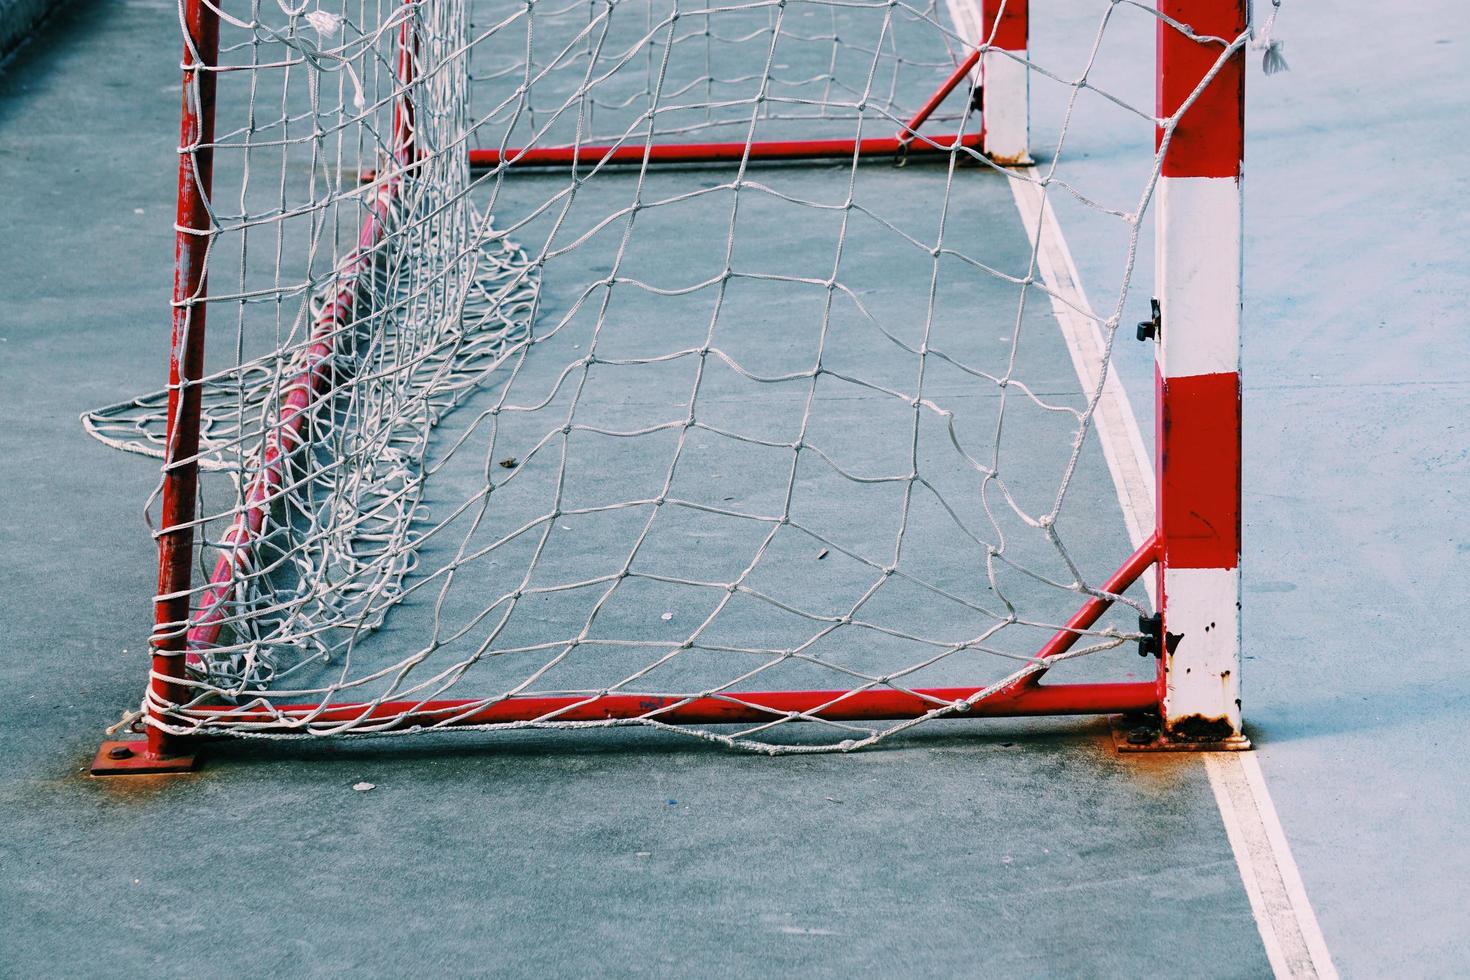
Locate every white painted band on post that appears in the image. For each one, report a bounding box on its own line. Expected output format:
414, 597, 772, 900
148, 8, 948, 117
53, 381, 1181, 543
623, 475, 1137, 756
1162, 566, 1242, 730
1155, 175, 1242, 378
982, 50, 1030, 164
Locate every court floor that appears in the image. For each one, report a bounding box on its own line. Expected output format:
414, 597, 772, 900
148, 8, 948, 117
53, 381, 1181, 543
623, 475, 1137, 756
0, 0, 1466, 976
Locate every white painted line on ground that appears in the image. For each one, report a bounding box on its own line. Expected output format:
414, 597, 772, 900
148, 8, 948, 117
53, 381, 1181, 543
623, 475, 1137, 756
1005, 167, 1337, 980
1206, 753, 1339, 979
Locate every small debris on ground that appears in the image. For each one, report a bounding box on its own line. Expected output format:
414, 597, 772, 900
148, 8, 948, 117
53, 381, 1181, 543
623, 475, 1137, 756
352, 781, 376, 792
824, 796, 841, 803
816, 548, 829, 560
498, 457, 518, 469
660, 612, 674, 621
635, 851, 652, 859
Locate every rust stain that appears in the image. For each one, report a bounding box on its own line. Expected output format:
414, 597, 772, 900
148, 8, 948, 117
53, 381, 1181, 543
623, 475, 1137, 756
1165, 713, 1240, 743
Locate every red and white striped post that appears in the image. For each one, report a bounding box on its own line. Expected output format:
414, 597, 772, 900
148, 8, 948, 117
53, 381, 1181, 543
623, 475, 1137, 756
980, 0, 1029, 164
1152, 0, 1248, 745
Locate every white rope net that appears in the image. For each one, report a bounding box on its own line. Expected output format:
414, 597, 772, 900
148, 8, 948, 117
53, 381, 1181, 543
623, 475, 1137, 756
85, 0, 1253, 751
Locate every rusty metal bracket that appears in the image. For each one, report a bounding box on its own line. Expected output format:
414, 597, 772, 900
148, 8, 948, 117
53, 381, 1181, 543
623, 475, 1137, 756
1136, 297, 1161, 342
90, 739, 198, 776
1136, 612, 1163, 658
1110, 714, 1251, 753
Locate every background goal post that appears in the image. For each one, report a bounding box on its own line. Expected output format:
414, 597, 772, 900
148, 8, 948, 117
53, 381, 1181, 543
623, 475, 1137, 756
87, 0, 1250, 772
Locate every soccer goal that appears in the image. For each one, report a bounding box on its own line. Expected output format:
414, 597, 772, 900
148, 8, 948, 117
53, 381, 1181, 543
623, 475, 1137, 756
86, 0, 1250, 772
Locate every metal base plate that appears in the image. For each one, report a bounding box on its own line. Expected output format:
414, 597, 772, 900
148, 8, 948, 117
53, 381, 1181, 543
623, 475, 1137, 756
1110, 716, 1252, 753
90, 740, 198, 775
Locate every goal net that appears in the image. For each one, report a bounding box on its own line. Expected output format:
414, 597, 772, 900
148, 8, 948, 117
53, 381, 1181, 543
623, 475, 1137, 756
85, 0, 1252, 756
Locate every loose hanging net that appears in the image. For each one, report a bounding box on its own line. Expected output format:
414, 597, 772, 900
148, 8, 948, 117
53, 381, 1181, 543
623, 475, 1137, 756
85, 0, 1244, 751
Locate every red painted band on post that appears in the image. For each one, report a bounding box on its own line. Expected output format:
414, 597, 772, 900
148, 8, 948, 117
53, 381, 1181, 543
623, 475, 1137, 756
469, 132, 983, 169
1156, 0, 1245, 178
981, 0, 1027, 51
180, 680, 1159, 731
1157, 369, 1241, 569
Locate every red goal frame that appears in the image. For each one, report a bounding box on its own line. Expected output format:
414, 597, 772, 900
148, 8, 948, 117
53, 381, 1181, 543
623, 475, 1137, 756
94, 0, 1249, 773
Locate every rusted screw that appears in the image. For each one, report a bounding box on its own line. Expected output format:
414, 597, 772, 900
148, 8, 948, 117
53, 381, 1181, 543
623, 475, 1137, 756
108, 744, 134, 760
1127, 726, 1155, 746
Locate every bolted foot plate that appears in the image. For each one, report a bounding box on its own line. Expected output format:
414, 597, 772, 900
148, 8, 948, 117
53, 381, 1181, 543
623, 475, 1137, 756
90, 739, 198, 776
1110, 715, 1251, 753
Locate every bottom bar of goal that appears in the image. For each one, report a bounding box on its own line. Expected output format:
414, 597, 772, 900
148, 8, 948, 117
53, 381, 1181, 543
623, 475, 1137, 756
177, 680, 1159, 733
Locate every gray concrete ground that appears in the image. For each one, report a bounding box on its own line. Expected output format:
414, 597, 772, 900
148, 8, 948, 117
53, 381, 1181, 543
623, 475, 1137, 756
1, 0, 1466, 977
